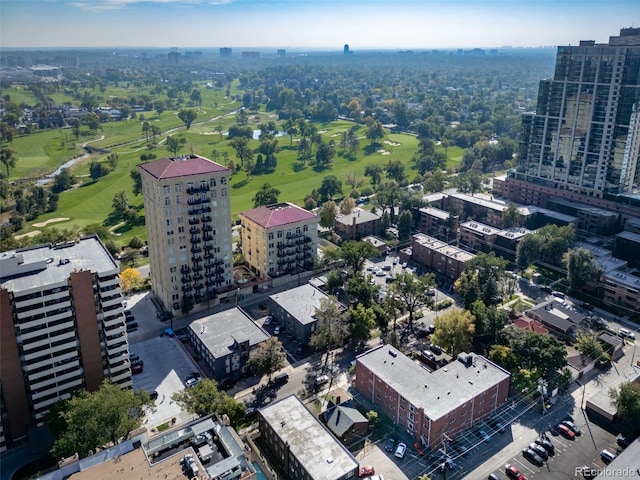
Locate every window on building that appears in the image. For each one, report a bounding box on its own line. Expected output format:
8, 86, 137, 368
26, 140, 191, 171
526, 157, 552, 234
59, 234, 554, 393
220, 177, 227, 185
163, 185, 170, 194
175, 184, 182, 192
164, 197, 171, 206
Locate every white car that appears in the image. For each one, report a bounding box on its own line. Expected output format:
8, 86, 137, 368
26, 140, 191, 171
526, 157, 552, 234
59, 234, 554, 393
619, 328, 636, 340
186, 377, 201, 388
264, 315, 273, 325
394, 442, 407, 459
315, 374, 330, 385
274, 326, 281, 335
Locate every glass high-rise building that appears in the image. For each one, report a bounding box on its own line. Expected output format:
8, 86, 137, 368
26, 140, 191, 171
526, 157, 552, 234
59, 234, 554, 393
511, 28, 640, 199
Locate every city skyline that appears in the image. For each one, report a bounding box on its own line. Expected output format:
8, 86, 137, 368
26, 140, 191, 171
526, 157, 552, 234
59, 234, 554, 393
1, 0, 638, 50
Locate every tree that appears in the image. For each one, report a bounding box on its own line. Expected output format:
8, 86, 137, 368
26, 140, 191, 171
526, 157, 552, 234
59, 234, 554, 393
413, 138, 446, 175
120, 267, 142, 293
431, 308, 476, 358
575, 332, 606, 362
455, 171, 483, 196
178, 108, 198, 129
339, 196, 355, 215
502, 328, 567, 380
345, 274, 379, 308
315, 141, 335, 167
130, 169, 142, 196
89, 160, 104, 181
181, 295, 194, 315
52, 168, 76, 194
454, 252, 509, 309
501, 203, 521, 228
319, 201, 338, 229
374, 181, 401, 223
45, 381, 153, 459
309, 297, 349, 353
318, 175, 343, 201
423, 169, 447, 193
141, 121, 151, 142
516, 224, 575, 268
340, 241, 379, 275
252, 183, 280, 207
564, 247, 602, 291
389, 271, 435, 329
365, 120, 385, 145
470, 300, 507, 346
608, 381, 640, 438
364, 164, 383, 188
166, 135, 186, 156
385, 158, 406, 184
397, 209, 413, 240
0, 147, 17, 176
106, 153, 119, 169
229, 136, 253, 169
112, 191, 130, 218
249, 337, 286, 382
172, 379, 245, 426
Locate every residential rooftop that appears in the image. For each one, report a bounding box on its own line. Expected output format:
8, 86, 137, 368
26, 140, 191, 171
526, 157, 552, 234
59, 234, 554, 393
240, 202, 317, 229
616, 230, 640, 243
259, 395, 358, 480
461, 221, 500, 236
188, 307, 269, 359
335, 208, 380, 226
602, 270, 640, 290
413, 233, 448, 250
419, 207, 451, 220
496, 227, 532, 240
138, 154, 228, 180
0, 236, 118, 292
356, 345, 510, 420
269, 283, 329, 325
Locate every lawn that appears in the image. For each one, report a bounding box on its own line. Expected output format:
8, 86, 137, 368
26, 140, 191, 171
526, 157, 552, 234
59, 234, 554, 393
10, 89, 462, 248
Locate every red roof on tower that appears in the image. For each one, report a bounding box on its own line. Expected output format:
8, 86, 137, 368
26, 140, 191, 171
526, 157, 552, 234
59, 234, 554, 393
138, 155, 228, 180
240, 203, 317, 229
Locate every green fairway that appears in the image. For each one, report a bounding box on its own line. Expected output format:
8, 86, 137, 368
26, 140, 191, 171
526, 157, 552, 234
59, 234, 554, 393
8, 82, 462, 247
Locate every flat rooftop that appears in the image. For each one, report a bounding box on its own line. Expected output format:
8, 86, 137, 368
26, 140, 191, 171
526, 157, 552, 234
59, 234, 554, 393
1, 236, 118, 293
413, 233, 447, 250
497, 227, 532, 240
335, 208, 380, 226
357, 345, 510, 421
616, 230, 640, 243
461, 221, 500, 236
259, 395, 358, 480
188, 307, 269, 359
603, 270, 640, 291
420, 207, 450, 220
269, 283, 328, 325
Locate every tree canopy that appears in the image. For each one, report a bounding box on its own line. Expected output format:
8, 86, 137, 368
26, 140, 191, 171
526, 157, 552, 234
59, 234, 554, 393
45, 381, 153, 459
389, 271, 435, 329
252, 183, 280, 207
309, 297, 349, 351
609, 381, 640, 438
564, 247, 602, 291
454, 252, 510, 309
248, 337, 286, 381
339, 240, 379, 274
430, 307, 476, 358
172, 379, 245, 426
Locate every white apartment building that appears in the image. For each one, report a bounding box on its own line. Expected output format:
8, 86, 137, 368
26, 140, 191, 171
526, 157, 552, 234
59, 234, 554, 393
0, 235, 131, 447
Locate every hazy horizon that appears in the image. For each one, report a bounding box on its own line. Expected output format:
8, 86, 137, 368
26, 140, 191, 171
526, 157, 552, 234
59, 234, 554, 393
1, 0, 638, 50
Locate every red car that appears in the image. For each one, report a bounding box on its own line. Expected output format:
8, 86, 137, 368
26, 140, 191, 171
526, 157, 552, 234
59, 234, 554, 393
556, 424, 575, 439
359, 466, 375, 477
505, 464, 526, 480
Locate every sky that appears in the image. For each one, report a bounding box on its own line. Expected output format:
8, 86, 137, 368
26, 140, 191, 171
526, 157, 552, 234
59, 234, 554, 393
1, 0, 638, 50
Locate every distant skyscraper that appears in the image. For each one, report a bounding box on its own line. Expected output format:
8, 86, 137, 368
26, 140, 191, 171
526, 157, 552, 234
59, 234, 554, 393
506, 28, 640, 202
219, 47, 232, 57
343, 44, 350, 54
138, 155, 234, 314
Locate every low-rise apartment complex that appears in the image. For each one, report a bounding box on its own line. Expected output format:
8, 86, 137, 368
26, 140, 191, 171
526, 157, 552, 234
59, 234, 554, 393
354, 345, 510, 449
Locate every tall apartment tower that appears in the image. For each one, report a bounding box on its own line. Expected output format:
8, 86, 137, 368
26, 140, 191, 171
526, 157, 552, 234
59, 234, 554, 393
509, 28, 640, 201
139, 155, 234, 313
0, 236, 131, 448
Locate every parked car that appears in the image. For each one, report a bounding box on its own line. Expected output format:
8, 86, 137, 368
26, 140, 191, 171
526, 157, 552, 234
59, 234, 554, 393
600, 449, 616, 464
126, 321, 138, 331
522, 448, 544, 467
186, 377, 201, 388
488, 474, 501, 480
619, 328, 636, 340
296, 344, 304, 354
157, 311, 172, 321
505, 464, 526, 480
535, 436, 554, 453
577, 465, 598, 479
616, 434, 629, 448
315, 375, 330, 386
148, 390, 158, 400
131, 363, 143, 374
528, 443, 548, 460
556, 423, 575, 439
359, 466, 375, 477
263, 315, 273, 325
274, 326, 281, 335
394, 442, 407, 459
385, 438, 396, 452
561, 420, 581, 435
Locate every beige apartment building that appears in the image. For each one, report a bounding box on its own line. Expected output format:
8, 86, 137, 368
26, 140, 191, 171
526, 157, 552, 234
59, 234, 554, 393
239, 202, 318, 278
139, 155, 234, 313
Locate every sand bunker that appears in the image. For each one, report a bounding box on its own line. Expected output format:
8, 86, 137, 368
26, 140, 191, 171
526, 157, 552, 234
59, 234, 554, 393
33, 217, 69, 228
377, 149, 391, 155
384, 140, 401, 146
15, 230, 41, 240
